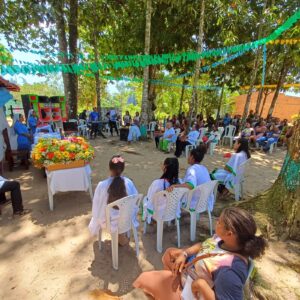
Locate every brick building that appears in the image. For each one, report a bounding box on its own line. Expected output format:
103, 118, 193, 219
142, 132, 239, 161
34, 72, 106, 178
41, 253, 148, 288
234, 92, 300, 121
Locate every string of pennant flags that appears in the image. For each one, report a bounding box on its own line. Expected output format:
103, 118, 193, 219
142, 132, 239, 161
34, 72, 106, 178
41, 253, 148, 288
0, 8, 299, 77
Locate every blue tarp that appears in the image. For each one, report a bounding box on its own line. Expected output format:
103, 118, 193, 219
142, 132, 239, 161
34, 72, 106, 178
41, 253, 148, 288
0, 87, 13, 108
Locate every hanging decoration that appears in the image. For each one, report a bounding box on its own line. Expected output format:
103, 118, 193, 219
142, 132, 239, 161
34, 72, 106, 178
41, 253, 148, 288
261, 44, 267, 87
0, 9, 299, 76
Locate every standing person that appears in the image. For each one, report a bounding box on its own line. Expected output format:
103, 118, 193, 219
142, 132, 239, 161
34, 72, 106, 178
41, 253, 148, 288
79, 109, 87, 120
133, 207, 267, 300
88, 155, 138, 245
174, 124, 199, 158
89, 107, 100, 139
211, 138, 250, 196
108, 110, 119, 136
123, 111, 132, 126
133, 112, 140, 127
14, 114, 32, 151
0, 176, 30, 216
27, 109, 38, 135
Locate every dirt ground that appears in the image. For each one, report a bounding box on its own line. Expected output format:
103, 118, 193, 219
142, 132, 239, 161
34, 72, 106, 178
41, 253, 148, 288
0, 136, 299, 300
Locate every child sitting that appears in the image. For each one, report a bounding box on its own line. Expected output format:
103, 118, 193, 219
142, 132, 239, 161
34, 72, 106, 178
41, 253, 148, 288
88, 155, 138, 245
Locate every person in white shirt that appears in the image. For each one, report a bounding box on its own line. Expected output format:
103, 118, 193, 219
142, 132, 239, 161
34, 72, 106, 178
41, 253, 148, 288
88, 155, 138, 245
175, 124, 200, 158
168, 145, 213, 210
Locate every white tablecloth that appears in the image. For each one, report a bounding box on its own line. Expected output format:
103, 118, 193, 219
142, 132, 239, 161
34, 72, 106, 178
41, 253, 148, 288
46, 165, 93, 210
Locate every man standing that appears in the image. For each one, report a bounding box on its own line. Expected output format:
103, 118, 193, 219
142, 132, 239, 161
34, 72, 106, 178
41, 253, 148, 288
89, 107, 100, 139
108, 109, 119, 136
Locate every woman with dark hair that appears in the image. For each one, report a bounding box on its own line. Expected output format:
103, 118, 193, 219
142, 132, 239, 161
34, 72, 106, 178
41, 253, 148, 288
143, 157, 180, 222
211, 138, 250, 195
133, 207, 267, 299
89, 155, 138, 245
168, 145, 213, 211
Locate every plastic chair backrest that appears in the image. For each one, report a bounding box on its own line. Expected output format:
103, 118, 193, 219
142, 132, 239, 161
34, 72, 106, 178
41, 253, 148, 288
78, 119, 86, 126
218, 127, 224, 136
224, 125, 236, 137
175, 128, 181, 136
187, 181, 218, 213
150, 121, 156, 131
106, 194, 143, 234
152, 188, 189, 222
236, 158, 251, 183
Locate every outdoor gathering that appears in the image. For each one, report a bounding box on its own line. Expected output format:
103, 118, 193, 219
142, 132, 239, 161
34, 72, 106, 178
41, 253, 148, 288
0, 1, 299, 300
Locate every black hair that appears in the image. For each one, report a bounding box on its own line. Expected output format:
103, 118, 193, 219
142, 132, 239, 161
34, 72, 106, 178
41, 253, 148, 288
190, 144, 207, 163
236, 138, 251, 159
221, 207, 268, 259
160, 157, 179, 185
107, 155, 127, 204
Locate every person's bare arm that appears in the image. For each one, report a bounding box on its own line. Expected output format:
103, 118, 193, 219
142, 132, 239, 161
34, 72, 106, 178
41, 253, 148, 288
191, 279, 215, 300
166, 183, 193, 192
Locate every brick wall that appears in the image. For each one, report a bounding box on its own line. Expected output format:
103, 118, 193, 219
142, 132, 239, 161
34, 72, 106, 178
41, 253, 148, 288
234, 92, 300, 121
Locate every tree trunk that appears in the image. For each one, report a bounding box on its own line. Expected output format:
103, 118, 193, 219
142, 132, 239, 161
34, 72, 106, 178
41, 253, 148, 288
52, 0, 70, 104
93, 36, 101, 117
189, 0, 205, 122
267, 59, 288, 118
148, 65, 157, 121
242, 0, 267, 121
141, 0, 152, 124
179, 77, 187, 115
242, 119, 300, 240
259, 89, 270, 117
216, 81, 225, 119
68, 0, 78, 119
255, 87, 264, 115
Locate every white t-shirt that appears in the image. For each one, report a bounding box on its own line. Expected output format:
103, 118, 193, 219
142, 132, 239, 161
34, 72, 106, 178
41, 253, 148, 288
183, 164, 211, 188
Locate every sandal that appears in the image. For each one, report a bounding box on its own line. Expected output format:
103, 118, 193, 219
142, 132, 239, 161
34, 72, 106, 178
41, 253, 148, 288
13, 209, 31, 216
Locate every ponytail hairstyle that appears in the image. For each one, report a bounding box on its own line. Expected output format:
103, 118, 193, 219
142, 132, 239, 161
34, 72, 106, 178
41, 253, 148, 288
221, 207, 267, 259
190, 144, 207, 163
236, 138, 251, 159
107, 155, 127, 204
160, 157, 179, 185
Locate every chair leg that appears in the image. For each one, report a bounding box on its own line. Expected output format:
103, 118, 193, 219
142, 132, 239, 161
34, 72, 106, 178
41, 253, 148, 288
234, 183, 240, 201
143, 221, 147, 234
98, 229, 102, 251
156, 220, 164, 253
111, 231, 119, 270
132, 226, 140, 257
190, 213, 197, 242
176, 218, 181, 248
208, 211, 213, 236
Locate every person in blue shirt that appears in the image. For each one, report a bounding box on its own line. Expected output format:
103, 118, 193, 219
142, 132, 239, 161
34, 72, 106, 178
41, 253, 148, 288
175, 124, 200, 158
14, 114, 32, 151
223, 113, 232, 127
28, 109, 38, 135
108, 110, 119, 136
89, 107, 99, 139
158, 121, 176, 152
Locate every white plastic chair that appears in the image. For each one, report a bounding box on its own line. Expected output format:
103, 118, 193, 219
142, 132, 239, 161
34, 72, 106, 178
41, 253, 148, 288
98, 194, 143, 270
233, 158, 251, 201
217, 127, 224, 143
222, 125, 236, 147
209, 132, 221, 155
148, 121, 156, 139
182, 181, 218, 241
143, 188, 189, 253
78, 119, 89, 138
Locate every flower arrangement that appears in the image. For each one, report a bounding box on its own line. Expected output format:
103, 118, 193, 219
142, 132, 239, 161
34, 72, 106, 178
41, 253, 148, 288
31, 137, 94, 168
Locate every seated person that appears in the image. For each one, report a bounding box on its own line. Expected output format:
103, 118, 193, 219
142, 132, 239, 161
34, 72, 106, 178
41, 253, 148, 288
249, 120, 267, 143
211, 138, 250, 196
202, 124, 220, 146
0, 176, 30, 216
158, 121, 176, 152
133, 207, 267, 300
88, 155, 138, 245
27, 109, 38, 135
127, 120, 141, 143
256, 122, 280, 152
143, 157, 180, 222
169, 145, 212, 211
175, 124, 200, 158
14, 114, 32, 151
239, 121, 254, 139
123, 111, 132, 126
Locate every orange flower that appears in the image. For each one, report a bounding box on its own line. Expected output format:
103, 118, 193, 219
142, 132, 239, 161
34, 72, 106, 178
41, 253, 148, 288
69, 152, 76, 159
